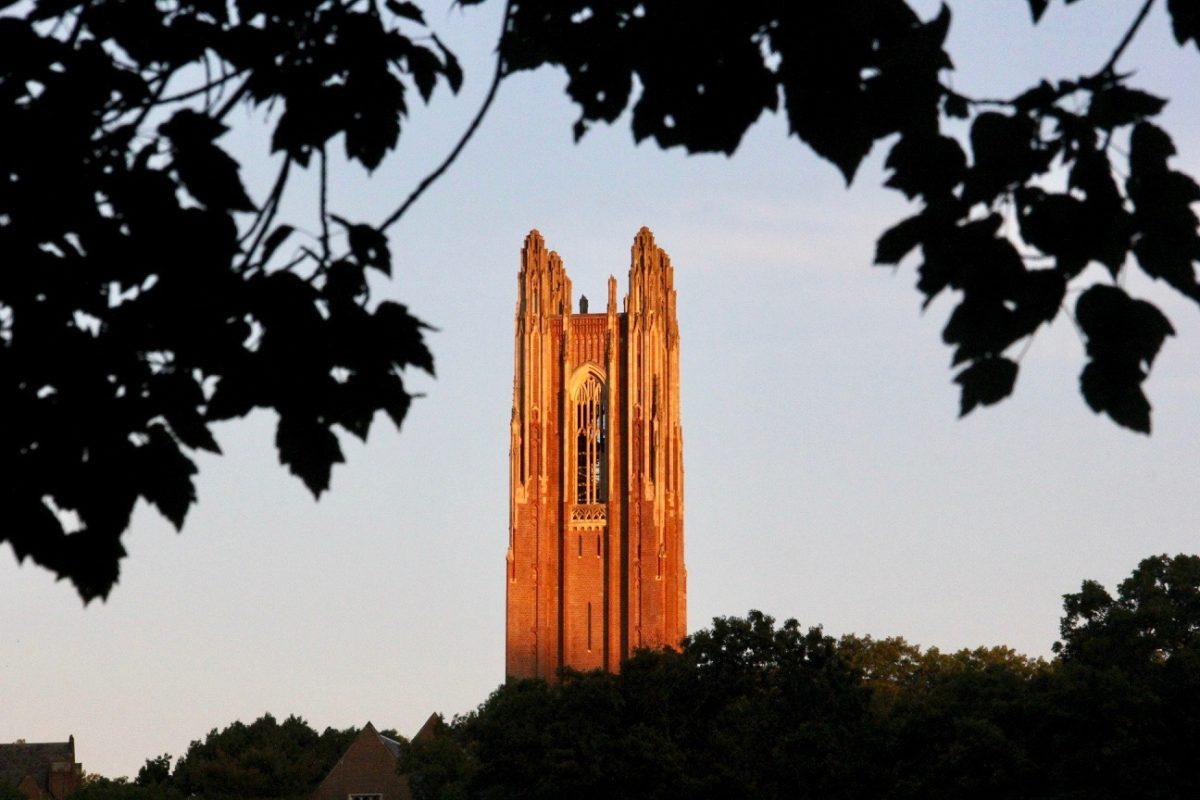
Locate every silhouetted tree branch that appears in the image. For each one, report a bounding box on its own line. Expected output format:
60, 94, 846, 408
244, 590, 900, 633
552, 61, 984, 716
155, 71, 247, 109
1101, 0, 1157, 75
1, 0, 453, 600
378, 1, 511, 233
3, 0, 1199, 600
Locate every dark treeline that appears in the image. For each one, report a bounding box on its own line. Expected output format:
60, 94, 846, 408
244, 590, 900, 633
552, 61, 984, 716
402, 554, 1200, 800
70, 715, 400, 800
57, 554, 1200, 800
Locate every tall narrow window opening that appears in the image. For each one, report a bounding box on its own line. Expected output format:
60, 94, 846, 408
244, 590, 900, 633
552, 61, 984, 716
574, 375, 607, 504
650, 377, 660, 483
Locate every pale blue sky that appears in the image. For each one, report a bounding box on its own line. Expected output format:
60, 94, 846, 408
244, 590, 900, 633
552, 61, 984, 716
3, 0, 1198, 779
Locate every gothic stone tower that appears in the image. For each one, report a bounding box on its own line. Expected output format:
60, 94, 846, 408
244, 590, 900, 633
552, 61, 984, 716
506, 227, 686, 680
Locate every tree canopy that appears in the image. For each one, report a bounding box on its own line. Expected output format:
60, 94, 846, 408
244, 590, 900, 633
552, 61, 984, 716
66, 714, 392, 800
398, 554, 1200, 800
25, 556, 1200, 799
3, 0, 1198, 599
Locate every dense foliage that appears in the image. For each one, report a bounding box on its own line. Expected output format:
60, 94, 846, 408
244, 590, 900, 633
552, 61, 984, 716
1, 0, 454, 601
69, 714, 397, 800
401, 555, 1200, 800
24, 556, 1198, 799
498, 0, 1200, 433
3, 0, 1199, 600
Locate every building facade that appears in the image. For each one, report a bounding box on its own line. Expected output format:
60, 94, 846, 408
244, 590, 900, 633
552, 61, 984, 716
310, 722, 411, 800
0, 737, 82, 800
310, 716, 442, 800
506, 227, 686, 680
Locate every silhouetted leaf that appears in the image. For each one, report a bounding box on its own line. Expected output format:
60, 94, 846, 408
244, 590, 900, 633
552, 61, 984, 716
380, 376, 412, 430
332, 215, 392, 275
341, 72, 407, 169
386, 0, 425, 24
1076, 285, 1174, 432
1126, 122, 1200, 300
1012, 80, 1059, 113
1012, 268, 1067, 330
1129, 120, 1177, 170
1080, 358, 1151, 433
1015, 188, 1093, 275
884, 134, 965, 200
6, 498, 129, 603
330, 373, 378, 442
167, 411, 222, 454
407, 41, 441, 102
276, 414, 345, 498
432, 33, 462, 93
1088, 85, 1167, 129
260, 224, 295, 266
875, 213, 929, 266
1167, 0, 1200, 49
137, 423, 199, 529
1065, 148, 1132, 276
375, 301, 434, 374
323, 259, 369, 302
1077, 284, 1174, 370
1024, 0, 1091, 25
954, 356, 1018, 416
154, 372, 223, 453
964, 112, 1052, 204
160, 110, 255, 211
206, 365, 259, 422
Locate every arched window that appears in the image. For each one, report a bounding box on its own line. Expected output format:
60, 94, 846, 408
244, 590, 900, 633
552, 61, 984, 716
574, 374, 607, 504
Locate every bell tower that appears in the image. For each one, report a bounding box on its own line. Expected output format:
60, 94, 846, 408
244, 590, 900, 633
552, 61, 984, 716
506, 227, 686, 680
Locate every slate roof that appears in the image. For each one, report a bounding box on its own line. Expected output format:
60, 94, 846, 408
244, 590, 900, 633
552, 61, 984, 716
360, 723, 401, 760
0, 739, 75, 792
375, 732, 402, 760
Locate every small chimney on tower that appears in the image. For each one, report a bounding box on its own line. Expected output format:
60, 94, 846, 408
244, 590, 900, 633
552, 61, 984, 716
579, 295, 589, 314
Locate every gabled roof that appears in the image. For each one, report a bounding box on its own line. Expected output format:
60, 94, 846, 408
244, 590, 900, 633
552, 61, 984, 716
410, 714, 444, 745
361, 722, 401, 760
311, 723, 416, 800
0, 739, 75, 791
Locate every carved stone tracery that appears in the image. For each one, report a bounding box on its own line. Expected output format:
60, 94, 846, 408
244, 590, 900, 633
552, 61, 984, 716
570, 503, 608, 523
573, 373, 607, 505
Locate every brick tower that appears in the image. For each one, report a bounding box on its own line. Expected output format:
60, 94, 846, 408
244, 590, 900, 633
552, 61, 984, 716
506, 227, 686, 680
